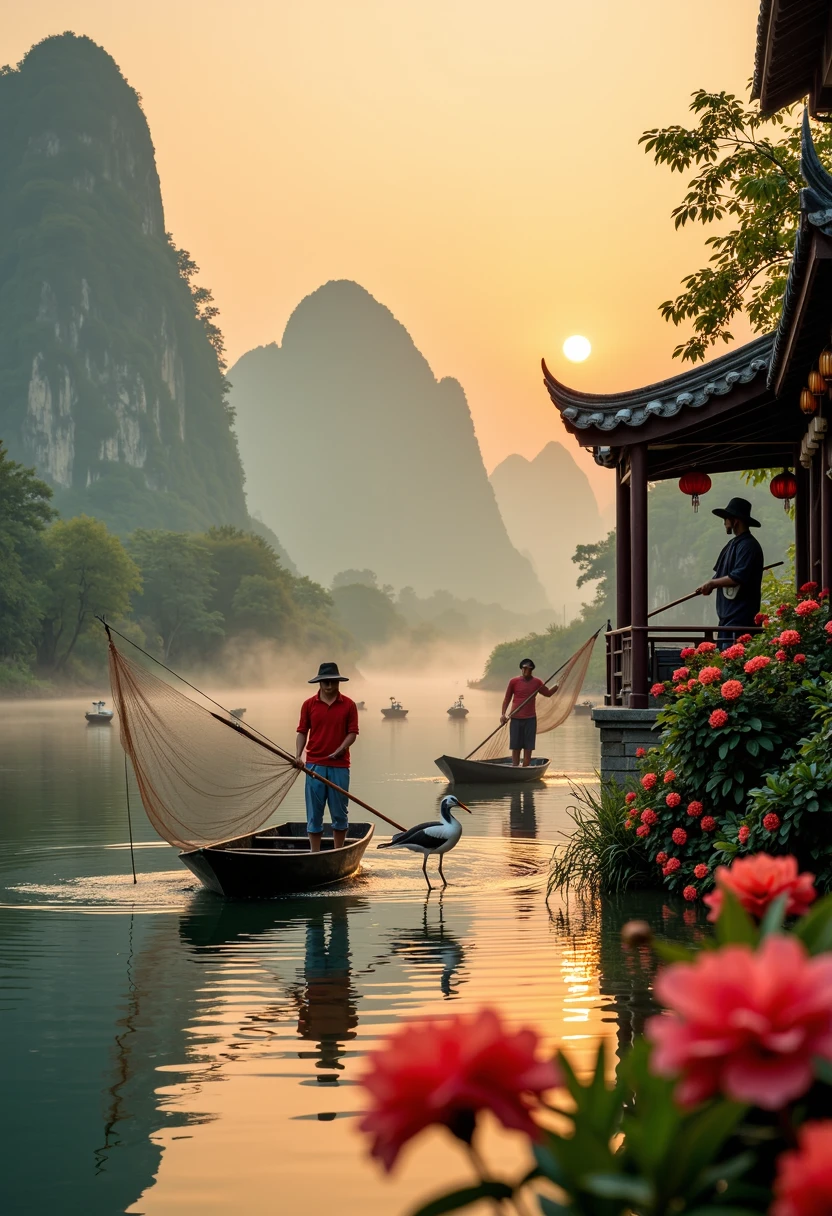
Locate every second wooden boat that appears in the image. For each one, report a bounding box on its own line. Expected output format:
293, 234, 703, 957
381, 698, 408, 719
180, 821, 375, 898
434, 755, 549, 784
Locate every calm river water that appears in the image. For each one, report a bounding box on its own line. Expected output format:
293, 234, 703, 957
0, 676, 700, 1215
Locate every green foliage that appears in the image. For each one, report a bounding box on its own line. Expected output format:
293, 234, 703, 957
39, 515, 140, 671
330, 581, 408, 648
548, 782, 653, 897
128, 530, 222, 661
0, 441, 55, 667
642, 89, 832, 363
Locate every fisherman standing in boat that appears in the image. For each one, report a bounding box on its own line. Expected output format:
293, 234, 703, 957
694, 497, 764, 647
499, 659, 558, 767
296, 663, 359, 852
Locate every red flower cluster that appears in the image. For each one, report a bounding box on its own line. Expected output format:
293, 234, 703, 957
359, 1008, 561, 1170
773, 1121, 832, 1216
672, 828, 687, 846
776, 649, 787, 662
656, 852, 668, 865
754, 612, 770, 625
647, 937, 832, 1109
721, 679, 744, 701
701, 816, 717, 831
738, 633, 753, 643
687, 801, 704, 817
721, 643, 745, 660
698, 666, 722, 685
696, 641, 717, 654
625, 791, 637, 805
641, 773, 657, 791
779, 629, 802, 646
679, 647, 695, 659
704, 854, 816, 923
764, 812, 781, 832
672, 666, 690, 682
794, 653, 806, 664
743, 655, 771, 674
687, 678, 698, 691
663, 770, 676, 784
663, 857, 681, 875
636, 824, 650, 838
738, 825, 750, 844
682, 885, 697, 902
650, 682, 666, 698
709, 708, 729, 728
694, 864, 708, 879
640, 808, 658, 826
796, 599, 820, 617
825, 621, 832, 637
801, 581, 819, 593
635, 747, 646, 758
666, 792, 681, 808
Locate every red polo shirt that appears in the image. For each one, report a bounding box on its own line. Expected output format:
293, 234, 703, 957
503, 676, 547, 719
297, 691, 359, 767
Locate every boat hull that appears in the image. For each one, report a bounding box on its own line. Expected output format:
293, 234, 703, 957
179, 821, 375, 898
381, 709, 408, 719
85, 713, 113, 725
447, 709, 469, 718
434, 755, 549, 784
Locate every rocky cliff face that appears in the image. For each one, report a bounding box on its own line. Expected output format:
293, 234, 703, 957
490, 442, 605, 608
229, 281, 549, 613
0, 34, 248, 533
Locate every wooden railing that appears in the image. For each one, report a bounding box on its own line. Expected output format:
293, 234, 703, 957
605, 624, 763, 707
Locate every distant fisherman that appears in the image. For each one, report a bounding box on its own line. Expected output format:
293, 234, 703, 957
295, 662, 359, 852
694, 496, 764, 647
500, 659, 558, 768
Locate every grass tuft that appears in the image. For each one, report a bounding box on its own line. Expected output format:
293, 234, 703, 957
547, 779, 654, 898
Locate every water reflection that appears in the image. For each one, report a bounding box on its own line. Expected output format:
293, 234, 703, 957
443, 783, 540, 840
386, 894, 467, 998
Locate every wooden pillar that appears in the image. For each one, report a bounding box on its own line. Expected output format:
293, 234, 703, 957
822, 436, 832, 592
616, 461, 631, 628
795, 456, 810, 590
629, 443, 649, 708
810, 452, 823, 582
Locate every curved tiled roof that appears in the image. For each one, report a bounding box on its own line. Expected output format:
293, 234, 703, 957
542, 335, 773, 433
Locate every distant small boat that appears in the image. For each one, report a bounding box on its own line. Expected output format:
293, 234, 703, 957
86, 700, 114, 725
229, 707, 246, 720
434, 755, 549, 784
573, 701, 595, 716
447, 696, 469, 719
355, 700, 366, 711
381, 698, 408, 719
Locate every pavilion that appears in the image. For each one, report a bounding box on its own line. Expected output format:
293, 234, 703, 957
543, 1, 832, 773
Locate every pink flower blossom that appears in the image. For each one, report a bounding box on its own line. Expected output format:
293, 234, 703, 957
687, 801, 704, 818
697, 641, 717, 654
776, 649, 788, 662
663, 857, 681, 874
636, 824, 651, 838
650, 682, 666, 698
694, 864, 708, 880
738, 825, 750, 844
663, 770, 676, 784
744, 655, 771, 674
699, 666, 722, 685
666, 792, 681, 808
764, 812, 781, 832
625, 792, 637, 804
779, 629, 802, 646
772, 1121, 832, 1216
672, 667, 690, 682
709, 709, 729, 728
679, 647, 696, 659
701, 816, 717, 831
640, 808, 658, 826
704, 854, 817, 923
796, 599, 820, 617
721, 679, 744, 701
656, 852, 668, 865
635, 747, 646, 758
359, 1008, 561, 1170
641, 773, 657, 791
721, 644, 745, 660
646, 936, 832, 1109
794, 653, 806, 665
682, 885, 697, 902
672, 827, 688, 846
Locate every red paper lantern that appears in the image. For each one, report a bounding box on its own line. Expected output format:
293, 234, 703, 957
770, 469, 797, 511
678, 471, 712, 512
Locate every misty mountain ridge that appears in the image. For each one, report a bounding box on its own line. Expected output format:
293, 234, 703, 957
229, 280, 549, 613
490, 441, 605, 608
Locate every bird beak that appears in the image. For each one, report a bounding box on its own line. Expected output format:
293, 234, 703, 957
456, 800, 471, 813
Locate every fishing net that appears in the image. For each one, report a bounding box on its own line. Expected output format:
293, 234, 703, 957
467, 632, 599, 762
108, 640, 300, 850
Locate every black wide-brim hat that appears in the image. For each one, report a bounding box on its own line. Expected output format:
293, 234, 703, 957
712, 497, 761, 528
309, 661, 349, 683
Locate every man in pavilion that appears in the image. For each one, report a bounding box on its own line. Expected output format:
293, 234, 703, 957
499, 658, 558, 767
695, 496, 765, 645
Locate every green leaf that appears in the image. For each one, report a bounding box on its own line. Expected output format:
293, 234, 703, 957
746, 717, 762, 731
653, 939, 697, 963
583, 1173, 653, 1203
813, 1056, 832, 1087
715, 887, 758, 947
759, 893, 788, 938
793, 893, 832, 955
409, 1181, 514, 1216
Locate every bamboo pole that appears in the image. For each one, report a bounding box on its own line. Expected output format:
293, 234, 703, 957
646, 561, 784, 620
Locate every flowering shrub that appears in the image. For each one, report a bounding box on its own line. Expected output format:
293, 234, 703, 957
625, 583, 832, 897
362, 856, 832, 1216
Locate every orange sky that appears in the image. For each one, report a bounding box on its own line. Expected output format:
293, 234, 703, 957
4, 0, 759, 510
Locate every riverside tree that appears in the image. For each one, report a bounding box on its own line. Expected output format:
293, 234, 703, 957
0, 442, 55, 672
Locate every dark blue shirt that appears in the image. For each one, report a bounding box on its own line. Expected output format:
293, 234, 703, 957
713, 531, 764, 626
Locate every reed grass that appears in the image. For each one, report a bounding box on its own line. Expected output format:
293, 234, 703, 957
547, 779, 653, 898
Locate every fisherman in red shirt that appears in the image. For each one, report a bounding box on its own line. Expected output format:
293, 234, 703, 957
500, 658, 558, 767
296, 662, 359, 851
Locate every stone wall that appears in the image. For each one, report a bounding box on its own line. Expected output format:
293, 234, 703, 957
591, 707, 660, 783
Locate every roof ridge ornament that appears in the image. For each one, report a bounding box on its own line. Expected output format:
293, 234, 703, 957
801, 108, 832, 232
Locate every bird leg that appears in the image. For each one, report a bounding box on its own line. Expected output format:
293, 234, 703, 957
422, 853, 433, 891
438, 854, 448, 887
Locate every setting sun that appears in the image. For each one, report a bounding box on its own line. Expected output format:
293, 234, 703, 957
562, 335, 592, 363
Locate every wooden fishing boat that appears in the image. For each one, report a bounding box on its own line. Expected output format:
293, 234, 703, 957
434, 755, 549, 784
447, 696, 469, 719
381, 698, 408, 719
179, 821, 375, 898
85, 699, 114, 725
573, 700, 595, 716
